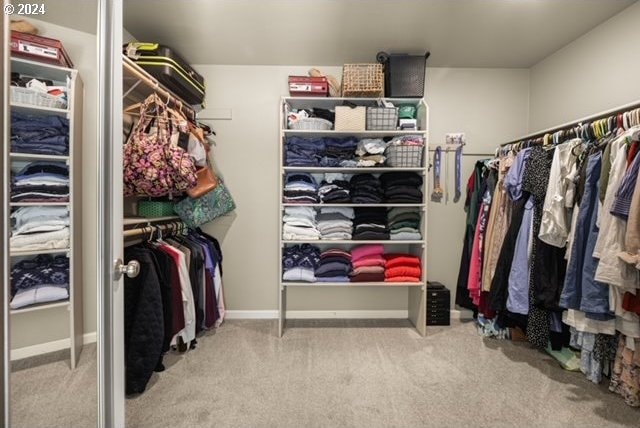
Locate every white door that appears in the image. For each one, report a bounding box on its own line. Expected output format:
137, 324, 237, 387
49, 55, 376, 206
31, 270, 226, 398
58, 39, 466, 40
97, 0, 128, 426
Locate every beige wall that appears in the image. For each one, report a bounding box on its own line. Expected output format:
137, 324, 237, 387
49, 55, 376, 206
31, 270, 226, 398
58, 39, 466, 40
529, 1, 640, 131
196, 65, 530, 312
10, 19, 97, 349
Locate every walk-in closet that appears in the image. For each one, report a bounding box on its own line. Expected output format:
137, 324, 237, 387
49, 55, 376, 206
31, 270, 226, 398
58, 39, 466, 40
2, 1, 640, 427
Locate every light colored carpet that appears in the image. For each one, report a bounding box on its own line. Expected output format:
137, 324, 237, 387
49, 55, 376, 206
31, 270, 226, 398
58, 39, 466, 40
9, 320, 640, 427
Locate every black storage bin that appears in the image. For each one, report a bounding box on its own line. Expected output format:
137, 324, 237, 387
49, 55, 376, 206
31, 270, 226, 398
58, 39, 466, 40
377, 52, 429, 98
426, 281, 450, 326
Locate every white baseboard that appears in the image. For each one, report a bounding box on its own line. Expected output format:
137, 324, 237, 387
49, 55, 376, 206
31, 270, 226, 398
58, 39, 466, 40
225, 310, 278, 319
11, 332, 97, 361
225, 309, 409, 319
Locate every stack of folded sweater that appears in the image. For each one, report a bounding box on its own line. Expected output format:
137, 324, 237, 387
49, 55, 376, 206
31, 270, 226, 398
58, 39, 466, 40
387, 207, 421, 240
10, 254, 69, 309
283, 172, 319, 204
315, 248, 352, 282
319, 138, 358, 167
282, 244, 321, 282
350, 173, 383, 203
384, 253, 422, 282
355, 138, 386, 167
380, 172, 423, 203
11, 112, 69, 156
11, 161, 69, 203
282, 207, 320, 240
285, 137, 324, 166
318, 173, 350, 203
353, 208, 389, 240
317, 207, 354, 240
350, 244, 385, 282
10, 206, 70, 251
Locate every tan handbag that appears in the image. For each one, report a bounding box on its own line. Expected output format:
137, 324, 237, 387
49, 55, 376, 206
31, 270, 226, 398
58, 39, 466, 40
187, 165, 219, 198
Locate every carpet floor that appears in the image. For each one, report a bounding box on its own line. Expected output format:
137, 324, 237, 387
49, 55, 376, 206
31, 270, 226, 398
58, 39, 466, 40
9, 319, 640, 427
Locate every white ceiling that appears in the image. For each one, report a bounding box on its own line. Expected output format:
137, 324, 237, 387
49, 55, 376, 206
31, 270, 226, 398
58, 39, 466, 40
31, 0, 636, 68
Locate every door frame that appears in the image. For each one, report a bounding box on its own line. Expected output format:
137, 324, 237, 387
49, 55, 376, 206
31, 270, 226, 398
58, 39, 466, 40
97, 0, 125, 426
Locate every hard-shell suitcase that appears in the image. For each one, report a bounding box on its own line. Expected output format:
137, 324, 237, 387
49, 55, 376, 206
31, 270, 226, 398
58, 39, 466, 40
125, 43, 205, 106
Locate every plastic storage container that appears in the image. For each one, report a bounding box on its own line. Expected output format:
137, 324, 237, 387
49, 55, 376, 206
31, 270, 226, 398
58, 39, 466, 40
377, 52, 430, 98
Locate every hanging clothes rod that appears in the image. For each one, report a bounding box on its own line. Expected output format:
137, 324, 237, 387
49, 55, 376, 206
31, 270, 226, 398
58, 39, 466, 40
123, 219, 186, 239
122, 55, 196, 119
502, 99, 640, 146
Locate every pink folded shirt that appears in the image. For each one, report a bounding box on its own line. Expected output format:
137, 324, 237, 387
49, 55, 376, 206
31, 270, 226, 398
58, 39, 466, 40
352, 265, 385, 275
351, 244, 384, 262
352, 255, 386, 269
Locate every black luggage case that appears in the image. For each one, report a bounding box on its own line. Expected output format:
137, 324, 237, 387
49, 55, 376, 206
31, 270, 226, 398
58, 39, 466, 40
125, 43, 206, 106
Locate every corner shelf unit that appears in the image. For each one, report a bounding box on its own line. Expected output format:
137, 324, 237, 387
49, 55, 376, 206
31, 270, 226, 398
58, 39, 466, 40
7, 57, 83, 368
278, 96, 429, 337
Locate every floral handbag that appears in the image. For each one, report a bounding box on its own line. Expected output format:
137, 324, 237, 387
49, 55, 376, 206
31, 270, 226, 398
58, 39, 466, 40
173, 180, 236, 228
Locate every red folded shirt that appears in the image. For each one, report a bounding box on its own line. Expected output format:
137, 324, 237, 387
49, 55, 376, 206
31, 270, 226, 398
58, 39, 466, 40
385, 266, 421, 278
385, 276, 421, 283
384, 254, 421, 269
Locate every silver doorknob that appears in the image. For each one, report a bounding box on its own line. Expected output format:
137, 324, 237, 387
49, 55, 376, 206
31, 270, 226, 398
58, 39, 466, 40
113, 258, 140, 280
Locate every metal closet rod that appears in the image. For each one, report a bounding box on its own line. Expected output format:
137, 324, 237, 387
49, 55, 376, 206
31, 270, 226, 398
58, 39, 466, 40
122, 55, 196, 120
123, 220, 187, 238
501, 99, 640, 147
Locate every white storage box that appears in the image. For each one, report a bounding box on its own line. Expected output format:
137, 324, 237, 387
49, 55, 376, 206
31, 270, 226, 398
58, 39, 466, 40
334, 106, 366, 131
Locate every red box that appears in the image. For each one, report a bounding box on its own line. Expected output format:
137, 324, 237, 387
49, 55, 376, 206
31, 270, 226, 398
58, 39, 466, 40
10, 31, 74, 68
288, 76, 328, 97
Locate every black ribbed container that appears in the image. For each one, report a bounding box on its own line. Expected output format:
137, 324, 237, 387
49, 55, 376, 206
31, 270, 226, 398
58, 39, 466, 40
426, 281, 450, 326
378, 52, 430, 98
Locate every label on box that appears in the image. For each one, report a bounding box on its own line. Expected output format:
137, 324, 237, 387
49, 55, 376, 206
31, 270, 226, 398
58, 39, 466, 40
18, 41, 58, 59
290, 83, 325, 92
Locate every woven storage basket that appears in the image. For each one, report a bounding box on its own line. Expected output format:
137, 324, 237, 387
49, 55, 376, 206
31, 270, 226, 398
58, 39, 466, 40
385, 145, 423, 167
138, 200, 176, 217
11, 86, 67, 109
334, 106, 366, 131
290, 117, 333, 130
366, 107, 398, 130
342, 64, 384, 97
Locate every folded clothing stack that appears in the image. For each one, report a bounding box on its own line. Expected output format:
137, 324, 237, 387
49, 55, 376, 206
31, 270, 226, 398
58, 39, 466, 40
355, 138, 386, 167
285, 137, 324, 167
10, 254, 69, 309
315, 248, 352, 282
350, 244, 385, 282
319, 138, 358, 167
353, 207, 388, 240
282, 244, 321, 282
11, 161, 69, 203
318, 173, 351, 203
350, 173, 383, 203
380, 172, 423, 203
317, 207, 354, 240
10, 206, 70, 251
283, 172, 319, 204
11, 112, 69, 156
384, 254, 422, 282
283, 206, 320, 240
388, 207, 421, 240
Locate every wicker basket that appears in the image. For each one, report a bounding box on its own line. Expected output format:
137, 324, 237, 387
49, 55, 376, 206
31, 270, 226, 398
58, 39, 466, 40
10, 86, 67, 109
290, 117, 333, 130
366, 107, 398, 130
334, 106, 366, 131
138, 200, 176, 217
342, 64, 384, 98
385, 145, 424, 167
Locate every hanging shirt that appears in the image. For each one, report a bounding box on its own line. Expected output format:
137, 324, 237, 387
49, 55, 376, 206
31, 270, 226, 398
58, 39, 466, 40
506, 196, 534, 315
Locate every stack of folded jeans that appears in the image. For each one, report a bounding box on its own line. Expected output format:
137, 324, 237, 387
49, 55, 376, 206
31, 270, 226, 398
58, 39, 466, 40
315, 248, 352, 282
11, 161, 69, 202
318, 173, 350, 203
285, 137, 324, 166
283, 172, 319, 204
10, 206, 70, 251
11, 112, 69, 156
317, 207, 354, 240
10, 254, 69, 309
350, 173, 383, 203
350, 244, 385, 282
282, 244, 321, 282
319, 138, 358, 167
388, 207, 422, 240
282, 206, 320, 240
384, 253, 421, 282
355, 138, 386, 167
353, 207, 389, 240
380, 172, 423, 203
